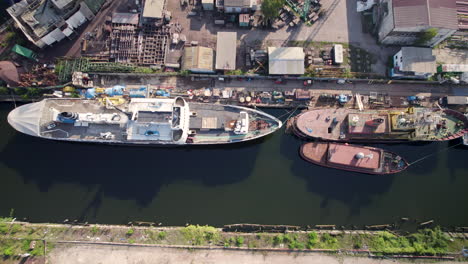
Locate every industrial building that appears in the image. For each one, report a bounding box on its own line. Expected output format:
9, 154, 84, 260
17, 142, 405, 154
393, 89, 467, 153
105, 0, 170, 66
268, 47, 305, 75
391, 47, 436, 79
377, 0, 458, 47
216, 32, 237, 71
142, 0, 166, 24
7, 0, 103, 48
217, 0, 258, 13
182, 46, 214, 73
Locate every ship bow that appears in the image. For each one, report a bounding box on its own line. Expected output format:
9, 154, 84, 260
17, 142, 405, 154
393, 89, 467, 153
7, 101, 44, 137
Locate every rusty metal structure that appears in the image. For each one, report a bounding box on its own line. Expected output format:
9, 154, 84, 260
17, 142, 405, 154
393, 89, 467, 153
108, 11, 169, 66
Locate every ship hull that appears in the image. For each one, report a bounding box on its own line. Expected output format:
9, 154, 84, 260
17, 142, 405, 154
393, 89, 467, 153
293, 108, 468, 143
8, 99, 282, 146
300, 142, 409, 175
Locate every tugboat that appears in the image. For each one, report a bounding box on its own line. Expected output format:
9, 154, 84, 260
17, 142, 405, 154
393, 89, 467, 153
293, 107, 468, 143
8, 97, 282, 145
300, 142, 409, 175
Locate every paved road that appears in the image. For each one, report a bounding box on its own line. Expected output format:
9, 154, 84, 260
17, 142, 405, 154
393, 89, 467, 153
93, 74, 468, 97
213, 79, 461, 97
48, 243, 463, 264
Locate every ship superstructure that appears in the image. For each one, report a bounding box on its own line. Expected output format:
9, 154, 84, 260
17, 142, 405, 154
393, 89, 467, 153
293, 107, 468, 142
8, 97, 282, 145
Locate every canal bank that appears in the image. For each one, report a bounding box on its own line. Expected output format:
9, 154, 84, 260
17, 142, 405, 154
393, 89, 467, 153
1, 219, 468, 263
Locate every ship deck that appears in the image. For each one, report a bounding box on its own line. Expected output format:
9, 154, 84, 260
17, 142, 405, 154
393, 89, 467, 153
34, 99, 281, 145
327, 143, 380, 169
188, 103, 280, 144
39, 99, 128, 141
295, 108, 468, 142
295, 108, 351, 141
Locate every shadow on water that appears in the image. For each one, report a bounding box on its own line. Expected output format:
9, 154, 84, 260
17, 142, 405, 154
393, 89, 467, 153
279, 133, 395, 217
0, 128, 266, 221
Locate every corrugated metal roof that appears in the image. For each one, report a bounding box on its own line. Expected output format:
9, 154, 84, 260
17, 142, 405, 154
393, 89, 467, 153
446, 96, 468, 105
400, 47, 436, 73
112, 13, 139, 24
216, 32, 237, 70
224, 0, 251, 7
11, 44, 36, 60
393, 0, 457, 30
143, 0, 164, 19
51, 0, 73, 9
183, 46, 214, 72
268, 47, 305, 75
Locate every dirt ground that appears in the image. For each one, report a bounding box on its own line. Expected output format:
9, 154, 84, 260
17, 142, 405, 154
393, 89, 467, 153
434, 48, 468, 65
47, 243, 465, 264
165, 0, 395, 75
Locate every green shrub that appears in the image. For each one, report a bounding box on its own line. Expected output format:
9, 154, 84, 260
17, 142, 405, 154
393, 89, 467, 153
225, 69, 243, 75
288, 240, 305, 250
307, 232, 318, 248
0, 87, 8, 95
417, 28, 438, 45
320, 233, 338, 248
3, 247, 13, 256
4, 32, 16, 43
369, 227, 449, 255
181, 225, 219, 245
235, 236, 244, 247
135, 67, 154, 74
273, 234, 284, 245
126, 228, 134, 236
10, 224, 21, 234
352, 235, 363, 249
0, 223, 8, 234
158, 231, 167, 240
26, 88, 41, 97
91, 225, 99, 234
14, 87, 27, 95
179, 70, 190, 76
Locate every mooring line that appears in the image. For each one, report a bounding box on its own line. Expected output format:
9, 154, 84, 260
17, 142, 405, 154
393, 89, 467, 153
9, 88, 17, 108
409, 142, 462, 166
281, 105, 303, 123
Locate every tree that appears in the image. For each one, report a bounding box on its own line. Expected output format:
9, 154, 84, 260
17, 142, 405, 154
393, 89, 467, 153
416, 28, 438, 45
261, 0, 285, 23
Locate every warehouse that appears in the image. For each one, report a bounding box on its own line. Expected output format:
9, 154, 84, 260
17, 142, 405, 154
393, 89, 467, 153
216, 32, 237, 71
182, 47, 215, 73
268, 47, 305, 75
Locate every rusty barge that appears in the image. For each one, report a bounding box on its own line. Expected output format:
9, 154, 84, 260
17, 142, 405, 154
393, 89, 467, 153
292, 107, 468, 143
300, 142, 409, 175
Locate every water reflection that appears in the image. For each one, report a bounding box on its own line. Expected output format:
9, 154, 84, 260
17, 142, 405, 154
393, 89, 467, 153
280, 134, 395, 216
0, 131, 264, 217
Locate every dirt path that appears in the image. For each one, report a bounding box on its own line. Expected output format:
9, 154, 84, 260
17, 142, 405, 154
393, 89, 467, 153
48, 243, 463, 264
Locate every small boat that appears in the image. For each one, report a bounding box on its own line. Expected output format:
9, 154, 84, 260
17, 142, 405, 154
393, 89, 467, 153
300, 142, 409, 175
463, 132, 468, 146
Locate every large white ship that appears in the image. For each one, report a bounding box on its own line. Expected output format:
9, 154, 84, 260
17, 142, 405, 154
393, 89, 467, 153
8, 97, 282, 145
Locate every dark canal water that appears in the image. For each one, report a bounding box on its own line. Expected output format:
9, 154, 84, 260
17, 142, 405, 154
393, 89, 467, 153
0, 103, 467, 227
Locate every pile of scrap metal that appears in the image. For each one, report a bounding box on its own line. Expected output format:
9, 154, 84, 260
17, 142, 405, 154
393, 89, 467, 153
19, 64, 58, 87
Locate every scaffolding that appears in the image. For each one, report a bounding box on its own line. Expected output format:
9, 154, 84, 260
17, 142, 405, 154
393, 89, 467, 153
109, 22, 169, 66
